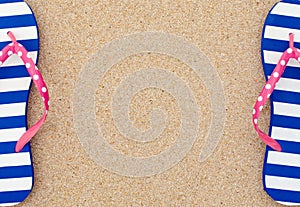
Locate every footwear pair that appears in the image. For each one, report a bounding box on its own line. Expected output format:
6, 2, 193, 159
2, 0, 300, 206
254, 0, 300, 205
0, 0, 49, 206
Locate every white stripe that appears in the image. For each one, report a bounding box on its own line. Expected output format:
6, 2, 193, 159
0, 102, 26, 118
263, 50, 300, 67
1, 52, 38, 67
0, 26, 38, 42
274, 77, 300, 93
271, 2, 300, 18
267, 151, 300, 167
0, 127, 26, 143
0, 177, 32, 193
268, 75, 300, 93
0, 152, 31, 168
272, 127, 300, 142
266, 175, 300, 192
277, 201, 300, 206
264, 26, 300, 42
0, 77, 31, 92
0, 202, 20, 207
273, 102, 300, 118
0, 2, 31, 17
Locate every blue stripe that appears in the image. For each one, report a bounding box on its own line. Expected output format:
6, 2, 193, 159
263, 64, 300, 80
278, 140, 300, 154
272, 90, 300, 105
0, 191, 31, 204
281, 0, 300, 5
266, 14, 300, 30
0, 15, 35, 29
0, 65, 30, 79
265, 189, 300, 204
0, 39, 38, 52
0, 91, 29, 104
0, 0, 24, 3
265, 164, 300, 179
0, 166, 32, 179
272, 115, 300, 130
0, 116, 26, 129
0, 141, 30, 154
262, 39, 290, 52
0, 142, 17, 154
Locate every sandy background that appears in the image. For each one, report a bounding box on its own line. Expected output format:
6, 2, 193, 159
18, 0, 284, 206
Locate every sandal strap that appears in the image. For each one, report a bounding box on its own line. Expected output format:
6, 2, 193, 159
253, 33, 300, 151
0, 32, 49, 152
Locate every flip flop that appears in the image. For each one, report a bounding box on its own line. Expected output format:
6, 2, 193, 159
253, 0, 300, 205
0, 1, 49, 206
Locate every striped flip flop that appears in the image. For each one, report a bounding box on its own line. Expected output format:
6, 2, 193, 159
0, 0, 49, 206
253, 0, 300, 205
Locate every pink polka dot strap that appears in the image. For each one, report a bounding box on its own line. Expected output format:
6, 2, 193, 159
0, 32, 49, 152
253, 33, 300, 152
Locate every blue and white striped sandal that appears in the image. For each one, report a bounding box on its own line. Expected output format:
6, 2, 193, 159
0, 0, 49, 206
254, 0, 300, 205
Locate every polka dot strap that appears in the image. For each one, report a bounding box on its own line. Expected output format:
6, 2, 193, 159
0, 32, 49, 152
253, 33, 299, 152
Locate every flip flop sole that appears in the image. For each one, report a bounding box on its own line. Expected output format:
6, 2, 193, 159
262, 0, 300, 205
0, 0, 38, 206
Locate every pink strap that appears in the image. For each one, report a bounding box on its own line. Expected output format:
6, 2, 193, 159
253, 33, 300, 151
0, 32, 49, 152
